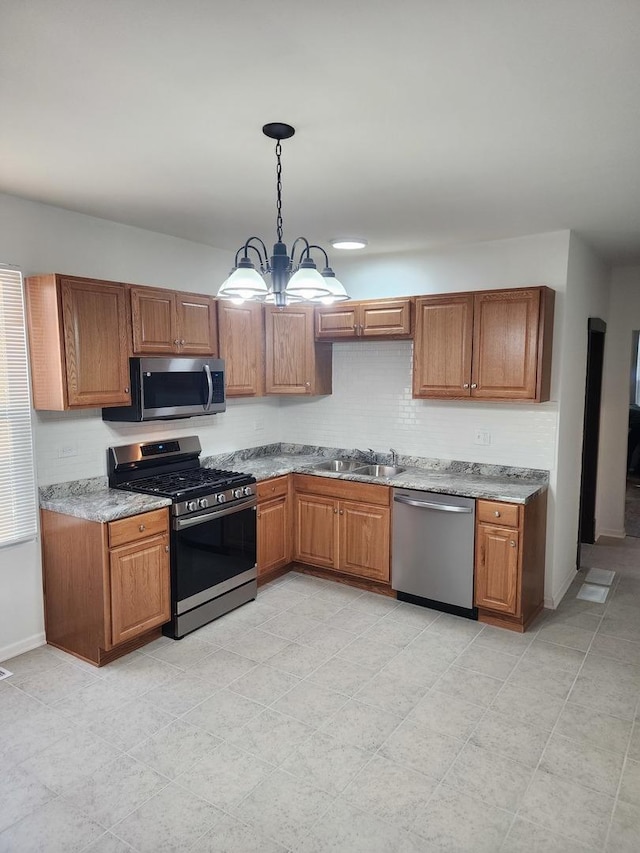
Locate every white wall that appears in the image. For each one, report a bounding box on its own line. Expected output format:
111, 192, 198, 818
551, 233, 610, 603
0, 190, 578, 657
0, 192, 284, 660
597, 265, 640, 537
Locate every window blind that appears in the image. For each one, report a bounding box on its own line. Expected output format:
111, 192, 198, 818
0, 266, 37, 546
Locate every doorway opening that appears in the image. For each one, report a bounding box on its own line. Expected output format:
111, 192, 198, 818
625, 330, 640, 537
578, 318, 606, 550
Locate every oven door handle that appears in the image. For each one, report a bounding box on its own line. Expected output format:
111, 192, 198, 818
173, 497, 257, 530
203, 364, 213, 412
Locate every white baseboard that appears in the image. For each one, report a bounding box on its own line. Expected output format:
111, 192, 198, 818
0, 632, 46, 664
546, 567, 577, 610
595, 528, 626, 540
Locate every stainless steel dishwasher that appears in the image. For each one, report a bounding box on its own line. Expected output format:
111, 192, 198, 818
392, 489, 477, 619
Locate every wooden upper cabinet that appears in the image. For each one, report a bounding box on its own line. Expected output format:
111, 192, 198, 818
315, 298, 412, 340
131, 286, 218, 356
265, 305, 332, 395
217, 301, 265, 396
413, 286, 554, 402
25, 274, 132, 410
413, 294, 473, 398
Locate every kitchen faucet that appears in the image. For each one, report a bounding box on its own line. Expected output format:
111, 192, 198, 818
390, 447, 398, 465
356, 448, 377, 464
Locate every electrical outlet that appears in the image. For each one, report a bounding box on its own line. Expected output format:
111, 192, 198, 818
58, 444, 78, 458
474, 430, 491, 446
254, 420, 264, 432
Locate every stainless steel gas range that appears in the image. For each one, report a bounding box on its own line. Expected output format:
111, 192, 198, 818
108, 436, 257, 639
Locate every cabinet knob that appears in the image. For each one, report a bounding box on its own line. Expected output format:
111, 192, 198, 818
471, 383, 477, 389
180, 339, 185, 346
334, 508, 338, 514
339, 509, 344, 515
174, 339, 180, 346
165, 545, 169, 552
304, 382, 311, 389
271, 486, 276, 492
494, 511, 501, 517
257, 512, 261, 519
139, 524, 145, 532
463, 383, 470, 389
510, 540, 516, 547
124, 387, 130, 393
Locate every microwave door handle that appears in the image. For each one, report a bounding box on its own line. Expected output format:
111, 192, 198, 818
203, 364, 213, 411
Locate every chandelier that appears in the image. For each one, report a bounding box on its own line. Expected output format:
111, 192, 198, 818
216, 123, 349, 309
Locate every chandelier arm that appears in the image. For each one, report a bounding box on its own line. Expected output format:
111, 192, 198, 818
305, 244, 330, 268
290, 236, 311, 266
242, 237, 269, 265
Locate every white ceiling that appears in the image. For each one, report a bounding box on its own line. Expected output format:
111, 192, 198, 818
2, 0, 640, 263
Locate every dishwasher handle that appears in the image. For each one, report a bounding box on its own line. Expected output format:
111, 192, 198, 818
393, 494, 473, 513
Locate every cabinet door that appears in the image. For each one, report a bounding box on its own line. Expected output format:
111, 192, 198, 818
176, 293, 218, 355
361, 299, 412, 338
338, 501, 390, 582
293, 493, 337, 568
265, 305, 331, 395
218, 301, 264, 396
257, 495, 291, 576
131, 287, 176, 354
315, 304, 359, 339
61, 278, 131, 407
471, 289, 540, 400
413, 294, 473, 398
475, 523, 520, 615
109, 533, 170, 646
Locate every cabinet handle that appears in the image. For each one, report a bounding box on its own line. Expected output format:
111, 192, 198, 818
510, 540, 516, 547
139, 524, 145, 532
494, 511, 501, 517
463, 383, 469, 389
471, 383, 478, 389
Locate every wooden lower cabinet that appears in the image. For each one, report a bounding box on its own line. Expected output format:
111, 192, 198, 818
474, 493, 547, 632
256, 477, 292, 578
41, 507, 170, 665
292, 474, 391, 584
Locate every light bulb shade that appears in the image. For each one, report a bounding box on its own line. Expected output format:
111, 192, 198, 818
217, 263, 268, 301
285, 260, 331, 300
319, 270, 349, 304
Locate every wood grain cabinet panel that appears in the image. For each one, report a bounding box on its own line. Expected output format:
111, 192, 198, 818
265, 305, 331, 395
131, 286, 218, 356
109, 534, 170, 646
257, 477, 292, 578
474, 494, 547, 632
25, 274, 132, 410
41, 508, 171, 665
315, 298, 412, 340
413, 286, 554, 402
293, 476, 391, 583
217, 301, 265, 396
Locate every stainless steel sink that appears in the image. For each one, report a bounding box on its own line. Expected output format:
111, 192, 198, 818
355, 464, 406, 478
313, 459, 369, 472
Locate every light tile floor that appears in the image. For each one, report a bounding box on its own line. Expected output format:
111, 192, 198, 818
1, 540, 640, 852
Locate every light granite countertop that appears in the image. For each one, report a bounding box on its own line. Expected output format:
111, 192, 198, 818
39, 444, 548, 522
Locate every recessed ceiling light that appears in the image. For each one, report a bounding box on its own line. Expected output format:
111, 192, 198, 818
330, 238, 368, 250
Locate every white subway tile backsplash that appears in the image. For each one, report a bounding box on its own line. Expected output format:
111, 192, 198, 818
33, 342, 558, 485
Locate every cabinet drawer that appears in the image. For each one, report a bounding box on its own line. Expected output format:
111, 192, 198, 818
257, 476, 289, 502
476, 500, 520, 528
108, 508, 169, 548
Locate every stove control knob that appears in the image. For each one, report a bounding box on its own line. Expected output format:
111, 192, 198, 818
233, 488, 244, 499
198, 498, 209, 509
187, 500, 198, 512
242, 486, 253, 496
216, 493, 226, 504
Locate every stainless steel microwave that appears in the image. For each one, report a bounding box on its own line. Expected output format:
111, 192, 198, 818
102, 357, 225, 422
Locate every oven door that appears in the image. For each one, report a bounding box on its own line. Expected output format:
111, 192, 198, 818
172, 497, 257, 615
